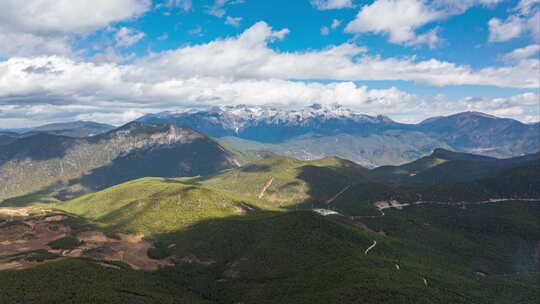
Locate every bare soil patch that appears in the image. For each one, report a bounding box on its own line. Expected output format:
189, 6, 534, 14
0, 207, 173, 271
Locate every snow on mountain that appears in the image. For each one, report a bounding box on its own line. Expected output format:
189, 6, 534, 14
139, 104, 395, 131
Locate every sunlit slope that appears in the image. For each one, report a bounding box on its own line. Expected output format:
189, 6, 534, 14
59, 177, 272, 235
197, 155, 373, 205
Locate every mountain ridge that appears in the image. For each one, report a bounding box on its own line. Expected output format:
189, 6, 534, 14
137, 105, 540, 166
0, 122, 240, 201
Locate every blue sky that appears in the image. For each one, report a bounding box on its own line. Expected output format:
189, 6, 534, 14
0, 0, 538, 127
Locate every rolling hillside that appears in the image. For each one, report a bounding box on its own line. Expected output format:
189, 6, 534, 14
195, 155, 373, 205
59, 177, 270, 235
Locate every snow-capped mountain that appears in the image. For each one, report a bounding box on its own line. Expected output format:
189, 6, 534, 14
138, 104, 398, 141
137, 105, 539, 167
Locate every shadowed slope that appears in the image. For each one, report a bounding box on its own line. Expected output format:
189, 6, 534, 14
0, 122, 240, 201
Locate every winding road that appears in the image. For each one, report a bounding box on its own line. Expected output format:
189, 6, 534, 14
364, 240, 377, 255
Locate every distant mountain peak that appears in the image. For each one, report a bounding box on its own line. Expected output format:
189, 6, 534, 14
421, 111, 504, 124
138, 104, 396, 126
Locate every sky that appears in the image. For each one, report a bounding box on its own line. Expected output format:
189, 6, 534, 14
0, 0, 539, 127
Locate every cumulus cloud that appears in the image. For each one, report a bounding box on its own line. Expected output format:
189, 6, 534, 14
488, 0, 539, 42
135, 22, 538, 88
225, 16, 243, 27
0, 0, 151, 57
345, 0, 503, 47
0, 22, 538, 127
488, 17, 524, 42
161, 0, 192, 11
205, 0, 245, 18
0, 32, 72, 57
310, 0, 355, 10
91, 47, 135, 64
115, 27, 145, 47
331, 19, 342, 29
320, 26, 330, 35
0, 56, 537, 127
321, 19, 342, 36
345, 0, 441, 45
500, 44, 540, 62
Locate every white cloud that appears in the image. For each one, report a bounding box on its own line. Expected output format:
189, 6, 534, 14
0, 0, 150, 34
188, 26, 203, 36
331, 19, 342, 29
0, 0, 151, 57
115, 27, 145, 47
162, 0, 192, 11
225, 16, 243, 27
310, 0, 354, 10
0, 32, 72, 57
514, 0, 540, 15
488, 16, 527, 42
500, 44, 540, 62
345, 0, 442, 46
320, 26, 330, 35
0, 22, 538, 127
205, 0, 245, 18
0, 56, 537, 126
345, 0, 504, 47
488, 0, 539, 42
91, 47, 135, 64
137, 22, 537, 88
321, 19, 342, 36
408, 27, 442, 48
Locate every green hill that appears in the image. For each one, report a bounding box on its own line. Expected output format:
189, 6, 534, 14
59, 177, 271, 236
195, 155, 373, 206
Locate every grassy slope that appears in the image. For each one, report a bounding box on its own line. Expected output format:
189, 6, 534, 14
60, 177, 276, 235
196, 155, 373, 206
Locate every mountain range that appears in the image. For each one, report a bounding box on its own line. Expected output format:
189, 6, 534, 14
0, 108, 539, 304
137, 105, 540, 167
